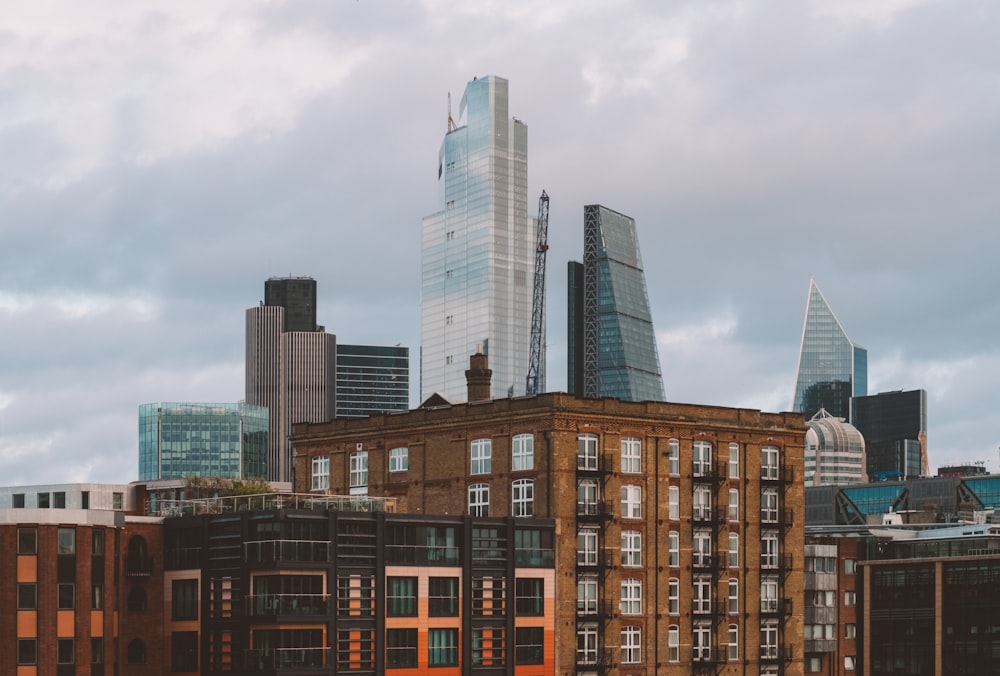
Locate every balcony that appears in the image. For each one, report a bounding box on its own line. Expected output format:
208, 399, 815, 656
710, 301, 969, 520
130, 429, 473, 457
576, 598, 615, 619
245, 647, 330, 672
385, 544, 459, 566
759, 645, 786, 662
515, 547, 555, 567
244, 540, 331, 565
692, 553, 719, 571
692, 506, 715, 524
761, 466, 794, 484
246, 594, 330, 618
124, 555, 153, 578
577, 500, 614, 520
761, 597, 793, 616
692, 464, 724, 483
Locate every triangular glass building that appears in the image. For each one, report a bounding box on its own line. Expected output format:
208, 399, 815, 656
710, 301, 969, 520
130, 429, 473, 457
792, 280, 867, 421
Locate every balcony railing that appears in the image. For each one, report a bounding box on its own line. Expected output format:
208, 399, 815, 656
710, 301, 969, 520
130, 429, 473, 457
151, 493, 397, 517
245, 647, 330, 671
124, 555, 153, 577
385, 544, 459, 566
761, 467, 794, 484
577, 500, 614, 519
246, 594, 330, 617
515, 547, 555, 567
759, 645, 785, 662
244, 540, 331, 565
577, 598, 615, 618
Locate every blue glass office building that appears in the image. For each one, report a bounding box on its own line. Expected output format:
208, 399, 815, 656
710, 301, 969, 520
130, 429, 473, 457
567, 205, 665, 402
792, 280, 867, 421
138, 402, 269, 481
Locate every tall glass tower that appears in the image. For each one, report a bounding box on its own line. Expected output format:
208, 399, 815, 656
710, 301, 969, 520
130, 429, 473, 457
792, 280, 867, 421
421, 75, 533, 402
567, 205, 665, 402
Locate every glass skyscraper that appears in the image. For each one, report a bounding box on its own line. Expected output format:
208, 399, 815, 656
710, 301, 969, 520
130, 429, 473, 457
853, 389, 928, 480
138, 402, 268, 481
421, 75, 533, 402
335, 344, 410, 418
567, 205, 665, 402
792, 280, 867, 421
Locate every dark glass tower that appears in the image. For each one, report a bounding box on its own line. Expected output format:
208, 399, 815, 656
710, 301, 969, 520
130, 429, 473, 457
792, 280, 867, 421
567, 205, 665, 402
265, 277, 318, 332
335, 344, 410, 418
853, 389, 928, 480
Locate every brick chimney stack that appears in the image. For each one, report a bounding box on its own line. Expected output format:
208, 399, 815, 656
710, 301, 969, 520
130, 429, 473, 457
466, 347, 492, 403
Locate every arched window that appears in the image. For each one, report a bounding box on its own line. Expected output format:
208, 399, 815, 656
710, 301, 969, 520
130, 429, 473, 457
127, 638, 147, 664
127, 587, 147, 612
128, 535, 147, 560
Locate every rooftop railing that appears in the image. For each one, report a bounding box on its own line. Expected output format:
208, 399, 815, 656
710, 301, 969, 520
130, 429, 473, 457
150, 493, 397, 517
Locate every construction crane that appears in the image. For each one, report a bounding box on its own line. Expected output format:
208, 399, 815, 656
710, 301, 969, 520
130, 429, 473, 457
526, 190, 549, 396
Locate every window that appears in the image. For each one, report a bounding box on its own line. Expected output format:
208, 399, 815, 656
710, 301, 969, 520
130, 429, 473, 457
578, 625, 598, 664
845, 558, 856, 574
761, 620, 779, 659
388, 447, 408, 472
92, 582, 104, 609
668, 625, 680, 662
578, 527, 598, 566
128, 639, 147, 664
761, 531, 779, 568
694, 576, 712, 613
512, 478, 534, 517
468, 483, 489, 517
668, 578, 679, 614
694, 484, 712, 520
12, 493, 24, 508
113, 492, 123, 510
512, 434, 534, 470
621, 530, 641, 567
668, 485, 679, 520
515, 627, 544, 665
578, 575, 598, 614
578, 433, 599, 470
92, 529, 105, 556
386, 629, 418, 668
668, 438, 679, 475
58, 527, 75, 554
81, 491, 89, 509
807, 656, 823, 672
429, 577, 458, 616
471, 438, 492, 474
693, 529, 712, 567
762, 488, 779, 522
693, 441, 712, 476
729, 442, 740, 478
729, 488, 739, 520
58, 638, 74, 664
53, 491, 66, 508
762, 445, 780, 479
18, 583, 36, 609
58, 583, 74, 609
728, 624, 739, 661
621, 626, 641, 664
577, 478, 600, 515
845, 590, 857, 606
845, 623, 857, 638
128, 586, 148, 611
38, 492, 50, 508
845, 655, 857, 671
428, 628, 458, 667
92, 638, 103, 665
311, 456, 329, 490
172, 631, 198, 672
761, 576, 778, 612
387, 577, 417, 616
18, 526, 36, 554
18, 639, 36, 665
729, 532, 739, 567
729, 578, 739, 614
621, 484, 642, 519
693, 622, 712, 661
172, 579, 198, 620
471, 627, 504, 666
621, 436, 641, 473
515, 577, 544, 616
349, 451, 368, 495
668, 531, 679, 567
621, 578, 642, 615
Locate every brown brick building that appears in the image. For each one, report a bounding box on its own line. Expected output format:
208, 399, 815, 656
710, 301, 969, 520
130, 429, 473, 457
293, 383, 807, 675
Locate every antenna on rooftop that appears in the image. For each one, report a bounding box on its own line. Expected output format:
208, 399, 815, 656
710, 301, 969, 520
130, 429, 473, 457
448, 92, 457, 132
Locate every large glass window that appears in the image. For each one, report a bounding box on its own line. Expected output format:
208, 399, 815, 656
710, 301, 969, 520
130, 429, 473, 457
693, 529, 712, 567
621, 530, 641, 567
17, 527, 36, 555
512, 479, 534, 517
693, 485, 712, 520
17, 639, 36, 665
621, 436, 641, 473
577, 625, 598, 665
512, 434, 534, 471
668, 438, 679, 475
668, 531, 679, 567
386, 629, 417, 668
349, 451, 368, 495
729, 532, 739, 568
762, 531, 779, 569
172, 579, 198, 620
515, 578, 543, 616
621, 484, 642, 519
468, 483, 489, 517
762, 488, 779, 523
668, 626, 679, 662
729, 442, 740, 478
728, 624, 739, 661
58, 527, 75, 554
388, 447, 408, 473
761, 576, 778, 612
577, 478, 600, 515
18, 583, 36, 610
762, 446, 780, 480
693, 622, 712, 661
58, 583, 75, 609
428, 577, 458, 616
761, 620, 779, 659
515, 627, 544, 665
578, 434, 598, 470
729, 489, 739, 521
729, 578, 739, 614
428, 629, 458, 667
386, 577, 417, 616
668, 486, 679, 520
621, 626, 641, 664
577, 527, 598, 566
58, 638, 74, 664
471, 438, 492, 474
693, 441, 712, 476
621, 578, 642, 615
693, 576, 712, 613
668, 578, 679, 615
311, 455, 329, 490
578, 575, 598, 614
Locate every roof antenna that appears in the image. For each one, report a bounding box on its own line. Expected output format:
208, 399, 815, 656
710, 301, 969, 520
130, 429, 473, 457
447, 92, 457, 132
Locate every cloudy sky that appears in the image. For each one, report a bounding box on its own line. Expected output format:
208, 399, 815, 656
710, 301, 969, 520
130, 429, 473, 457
2, 0, 999, 485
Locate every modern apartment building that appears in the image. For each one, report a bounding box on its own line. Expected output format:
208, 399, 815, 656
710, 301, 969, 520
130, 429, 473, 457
567, 205, 665, 402
420, 75, 533, 403
852, 389, 929, 480
804, 409, 867, 487
292, 355, 807, 675
335, 344, 410, 419
792, 280, 867, 422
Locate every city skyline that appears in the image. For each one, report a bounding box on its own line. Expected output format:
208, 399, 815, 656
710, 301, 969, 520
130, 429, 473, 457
2, 2, 1000, 484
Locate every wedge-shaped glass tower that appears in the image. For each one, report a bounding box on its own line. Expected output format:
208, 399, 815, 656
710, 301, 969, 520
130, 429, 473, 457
792, 280, 867, 421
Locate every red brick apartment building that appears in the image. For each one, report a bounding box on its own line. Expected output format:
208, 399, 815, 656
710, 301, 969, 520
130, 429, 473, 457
292, 370, 807, 676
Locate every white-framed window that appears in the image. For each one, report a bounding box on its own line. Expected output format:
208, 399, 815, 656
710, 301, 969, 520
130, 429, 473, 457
845, 623, 857, 639
760, 620, 779, 659
349, 451, 368, 495
471, 438, 491, 474
845, 655, 857, 671
761, 488, 779, 523
729, 488, 739, 521
693, 576, 712, 614
577, 625, 598, 665
668, 485, 679, 520
845, 591, 857, 606
728, 624, 739, 661
388, 447, 408, 473
668, 531, 679, 567
728, 578, 739, 614
621, 436, 641, 473
668, 438, 680, 476
668, 578, 679, 615
311, 455, 329, 491
512, 479, 533, 517
620, 578, 642, 615
621, 626, 641, 664
577, 478, 600, 516
621, 530, 641, 567
728, 532, 739, 568
845, 558, 856, 574
762, 445, 780, 480
693, 622, 712, 661
468, 483, 489, 517
621, 484, 642, 519
693, 441, 712, 476
761, 576, 778, 613
693, 484, 712, 521
577, 527, 598, 566
761, 531, 779, 569
512, 434, 534, 471
729, 442, 740, 478
693, 529, 712, 567
577, 434, 598, 470
577, 575, 598, 614
668, 625, 680, 662
807, 656, 823, 672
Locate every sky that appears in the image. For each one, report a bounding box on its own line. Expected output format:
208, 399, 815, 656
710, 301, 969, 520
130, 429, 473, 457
2, 0, 999, 485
